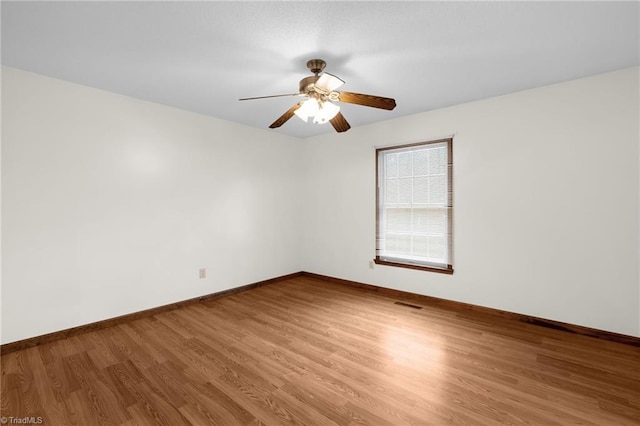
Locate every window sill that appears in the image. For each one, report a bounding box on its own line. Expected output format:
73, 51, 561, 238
374, 258, 454, 275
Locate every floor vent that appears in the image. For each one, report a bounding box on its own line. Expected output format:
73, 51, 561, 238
394, 301, 423, 309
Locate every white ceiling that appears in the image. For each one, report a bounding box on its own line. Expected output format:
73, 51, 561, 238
2, 1, 639, 138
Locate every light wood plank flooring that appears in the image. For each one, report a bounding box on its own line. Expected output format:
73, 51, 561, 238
2, 276, 640, 425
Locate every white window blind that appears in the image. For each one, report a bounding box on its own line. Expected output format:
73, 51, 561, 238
376, 139, 453, 273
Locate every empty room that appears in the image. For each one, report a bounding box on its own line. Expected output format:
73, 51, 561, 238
1, 1, 639, 425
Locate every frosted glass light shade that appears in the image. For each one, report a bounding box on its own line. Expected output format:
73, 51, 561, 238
294, 98, 320, 122
315, 73, 345, 92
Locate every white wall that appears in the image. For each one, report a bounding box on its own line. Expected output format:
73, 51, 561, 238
301, 67, 640, 337
3, 66, 639, 344
1, 67, 302, 344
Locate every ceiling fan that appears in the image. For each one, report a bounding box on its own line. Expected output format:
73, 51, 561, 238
239, 59, 396, 133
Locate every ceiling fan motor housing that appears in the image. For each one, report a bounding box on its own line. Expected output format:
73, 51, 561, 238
299, 75, 320, 95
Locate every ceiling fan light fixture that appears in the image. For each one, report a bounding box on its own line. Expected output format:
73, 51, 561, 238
294, 98, 339, 124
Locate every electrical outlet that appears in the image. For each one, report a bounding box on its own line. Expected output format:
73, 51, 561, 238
199, 268, 206, 279
369, 260, 374, 269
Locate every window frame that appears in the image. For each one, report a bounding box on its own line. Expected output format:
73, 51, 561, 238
374, 138, 454, 274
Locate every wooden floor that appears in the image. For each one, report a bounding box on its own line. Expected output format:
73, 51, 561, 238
2, 276, 640, 425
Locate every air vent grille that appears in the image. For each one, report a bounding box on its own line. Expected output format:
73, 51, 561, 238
394, 301, 423, 310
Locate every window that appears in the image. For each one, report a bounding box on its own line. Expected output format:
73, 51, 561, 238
375, 138, 453, 274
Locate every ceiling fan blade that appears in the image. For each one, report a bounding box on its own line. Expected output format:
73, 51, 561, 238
239, 93, 300, 101
315, 73, 344, 92
338, 91, 396, 110
269, 103, 302, 129
330, 112, 351, 133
